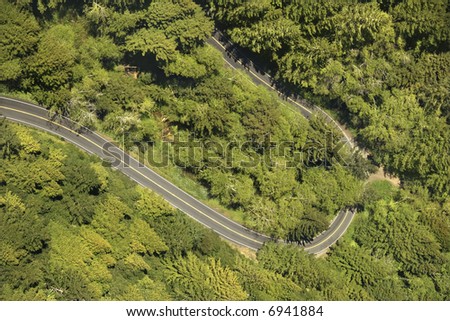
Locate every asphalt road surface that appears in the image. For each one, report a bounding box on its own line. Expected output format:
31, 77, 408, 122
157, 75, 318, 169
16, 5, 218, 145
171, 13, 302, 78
1, 97, 355, 254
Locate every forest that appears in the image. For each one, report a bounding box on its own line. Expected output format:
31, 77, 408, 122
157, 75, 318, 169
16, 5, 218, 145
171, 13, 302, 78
1, 122, 448, 300
1, 0, 449, 300
202, 0, 450, 199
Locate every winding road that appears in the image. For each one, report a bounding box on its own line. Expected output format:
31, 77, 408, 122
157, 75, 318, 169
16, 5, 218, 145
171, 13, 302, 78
0, 97, 355, 254
207, 30, 355, 149
0, 36, 357, 254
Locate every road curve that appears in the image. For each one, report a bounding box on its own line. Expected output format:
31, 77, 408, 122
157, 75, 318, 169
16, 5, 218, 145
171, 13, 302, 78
1, 96, 354, 254
207, 30, 355, 149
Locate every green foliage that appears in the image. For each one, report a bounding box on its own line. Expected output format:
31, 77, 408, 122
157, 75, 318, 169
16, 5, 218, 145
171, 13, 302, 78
166, 252, 248, 300
300, 166, 362, 215
129, 218, 168, 255
0, 191, 48, 254
234, 257, 307, 300
355, 200, 444, 276
2, 0, 449, 302
150, 210, 205, 256
389, 0, 450, 52
257, 242, 372, 300
0, 0, 39, 82
135, 186, 173, 218
0, 123, 254, 301
329, 240, 397, 287
23, 25, 76, 92
2, 0, 368, 242
0, 119, 21, 158
119, 0, 213, 78
206, 0, 450, 199
48, 221, 112, 298
77, 36, 122, 71
331, 2, 395, 50
362, 180, 397, 206
112, 276, 172, 301
289, 209, 329, 243
0, 124, 158, 299
126, 28, 178, 62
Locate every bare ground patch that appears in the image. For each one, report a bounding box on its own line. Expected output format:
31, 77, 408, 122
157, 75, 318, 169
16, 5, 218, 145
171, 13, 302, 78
367, 166, 400, 187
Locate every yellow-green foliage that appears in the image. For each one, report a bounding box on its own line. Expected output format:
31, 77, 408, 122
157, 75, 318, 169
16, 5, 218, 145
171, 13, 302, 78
166, 252, 248, 301
115, 276, 172, 301
90, 162, 109, 192
135, 186, 173, 218
124, 253, 151, 273
48, 222, 113, 297
129, 218, 168, 255
15, 126, 41, 155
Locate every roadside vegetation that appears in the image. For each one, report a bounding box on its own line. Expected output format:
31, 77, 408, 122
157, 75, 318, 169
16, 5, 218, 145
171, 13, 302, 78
1, 122, 448, 300
0, 0, 369, 241
1, 0, 448, 300
202, 0, 450, 199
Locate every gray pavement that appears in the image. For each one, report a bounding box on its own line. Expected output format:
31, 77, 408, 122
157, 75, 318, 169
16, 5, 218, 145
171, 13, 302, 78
1, 73, 355, 253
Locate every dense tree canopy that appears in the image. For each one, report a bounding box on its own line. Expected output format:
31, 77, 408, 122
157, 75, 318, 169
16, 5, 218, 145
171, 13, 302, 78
204, 0, 450, 198
1, 0, 449, 301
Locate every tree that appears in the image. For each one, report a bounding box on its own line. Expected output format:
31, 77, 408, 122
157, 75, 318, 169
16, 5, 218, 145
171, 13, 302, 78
0, 0, 39, 83
23, 24, 76, 91
114, 276, 172, 300
62, 157, 100, 195
234, 257, 307, 300
0, 191, 48, 261
390, 0, 450, 52
174, 98, 229, 135
257, 242, 356, 299
332, 2, 395, 50
329, 240, 397, 288
92, 195, 131, 239
166, 252, 248, 300
362, 180, 397, 207
200, 168, 255, 208
129, 218, 168, 255
0, 119, 21, 159
151, 211, 205, 255
240, 88, 284, 142
229, 17, 301, 58
103, 111, 143, 145
164, 53, 207, 79
288, 208, 329, 243
355, 200, 444, 276
135, 186, 174, 219
299, 166, 360, 215
164, 11, 213, 52
246, 197, 281, 237
125, 28, 178, 62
